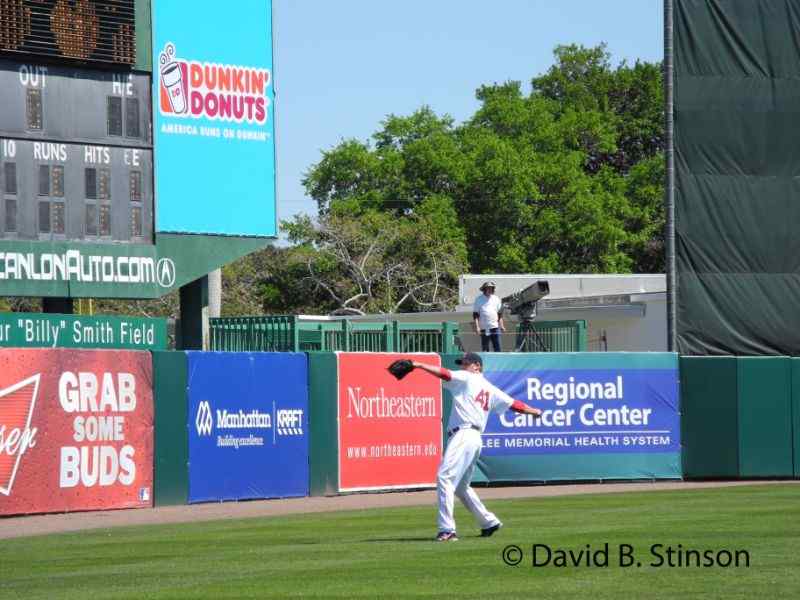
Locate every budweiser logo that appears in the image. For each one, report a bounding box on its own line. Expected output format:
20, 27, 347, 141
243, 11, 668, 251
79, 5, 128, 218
0, 374, 40, 496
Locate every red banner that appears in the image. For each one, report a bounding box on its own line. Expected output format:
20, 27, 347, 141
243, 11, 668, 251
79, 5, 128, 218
0, 349, 153, 516
338, 353, 442, 492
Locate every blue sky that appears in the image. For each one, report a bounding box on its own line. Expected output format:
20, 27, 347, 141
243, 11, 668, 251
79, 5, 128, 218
273, 0, 664, 223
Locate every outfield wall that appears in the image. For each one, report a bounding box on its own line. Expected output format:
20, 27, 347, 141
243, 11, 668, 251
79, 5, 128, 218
681, 356, 797, 478
5, 348, 800, 517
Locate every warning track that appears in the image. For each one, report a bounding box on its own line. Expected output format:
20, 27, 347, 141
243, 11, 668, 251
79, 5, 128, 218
0, 479, 795, 540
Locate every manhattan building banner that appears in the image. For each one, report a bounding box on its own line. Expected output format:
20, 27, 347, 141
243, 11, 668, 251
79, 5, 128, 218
0, 349, 154, 516
474, 353, 681, 481
186, 353, 308, 503
337, 353, 443, 492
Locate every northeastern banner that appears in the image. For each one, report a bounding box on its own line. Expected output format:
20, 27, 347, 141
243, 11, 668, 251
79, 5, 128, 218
338, 353, 442, 492
0, 349, 154, 516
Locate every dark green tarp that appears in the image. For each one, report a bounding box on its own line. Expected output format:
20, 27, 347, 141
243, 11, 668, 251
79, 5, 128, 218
675, 0, 800, 355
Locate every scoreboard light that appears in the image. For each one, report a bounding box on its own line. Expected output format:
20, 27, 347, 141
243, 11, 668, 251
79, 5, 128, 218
0, 0, 136, 66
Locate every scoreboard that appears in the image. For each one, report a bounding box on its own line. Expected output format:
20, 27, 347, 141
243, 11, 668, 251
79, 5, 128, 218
0, 60, 153, 245
0, 0, 274, 300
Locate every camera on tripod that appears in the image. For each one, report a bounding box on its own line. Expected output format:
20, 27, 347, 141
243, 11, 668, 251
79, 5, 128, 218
501, 280, 551, 351
502, 280, 550, 320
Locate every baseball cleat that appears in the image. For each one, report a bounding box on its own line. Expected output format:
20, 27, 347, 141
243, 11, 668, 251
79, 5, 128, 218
436, 531, 459, 542
480, 522, 503, 537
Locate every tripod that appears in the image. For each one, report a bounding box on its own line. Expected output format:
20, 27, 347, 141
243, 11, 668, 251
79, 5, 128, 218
514, 318, 550, 352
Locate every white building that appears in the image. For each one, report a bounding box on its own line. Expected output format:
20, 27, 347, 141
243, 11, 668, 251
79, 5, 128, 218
458, 274, 666, 352
342, 273, 666, 352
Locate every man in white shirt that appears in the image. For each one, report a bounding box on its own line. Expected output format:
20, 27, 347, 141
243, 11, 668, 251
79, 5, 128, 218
473, 281, 505, 352
410, 353, 542, 541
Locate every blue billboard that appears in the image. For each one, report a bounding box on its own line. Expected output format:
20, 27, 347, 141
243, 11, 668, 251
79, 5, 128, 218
152, 0, 276, 236
187, 352, 308, 503
469, 353, 681, 481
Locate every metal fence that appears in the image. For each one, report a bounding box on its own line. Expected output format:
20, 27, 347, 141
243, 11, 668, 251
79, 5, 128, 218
516, 320, 588, 352
209, 316, 460, 354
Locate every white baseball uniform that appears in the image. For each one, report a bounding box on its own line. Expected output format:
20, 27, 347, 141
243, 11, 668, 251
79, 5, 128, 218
438, 369, 514, 534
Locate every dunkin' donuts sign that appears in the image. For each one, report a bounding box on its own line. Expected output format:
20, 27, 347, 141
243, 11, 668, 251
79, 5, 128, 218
153, 0, 277, 237
0, 349, 153, 516
158, 42, 270, 124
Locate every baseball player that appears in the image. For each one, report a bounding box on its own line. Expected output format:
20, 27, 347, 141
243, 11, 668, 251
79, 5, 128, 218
410, 353, 543, 542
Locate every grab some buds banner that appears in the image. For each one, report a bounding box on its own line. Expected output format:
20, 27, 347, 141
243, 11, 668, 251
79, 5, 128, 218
0, 349, 153, 516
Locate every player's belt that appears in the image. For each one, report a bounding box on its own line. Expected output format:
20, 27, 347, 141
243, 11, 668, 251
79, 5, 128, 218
447, 424, 482, 438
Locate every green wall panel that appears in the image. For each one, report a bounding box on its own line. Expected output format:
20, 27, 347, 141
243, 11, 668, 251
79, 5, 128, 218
136, 0, 152, 72
679, 357, 739, 478
152, 351, 188, 506
738, 357, 793, 477
793, 360, 800, 478
308, 353, 340, 496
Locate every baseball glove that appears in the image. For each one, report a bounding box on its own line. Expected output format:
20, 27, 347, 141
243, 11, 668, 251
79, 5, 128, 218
387, 359, 414, 380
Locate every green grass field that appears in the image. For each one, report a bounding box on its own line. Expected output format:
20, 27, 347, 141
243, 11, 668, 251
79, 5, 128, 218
1, 484, 798, 599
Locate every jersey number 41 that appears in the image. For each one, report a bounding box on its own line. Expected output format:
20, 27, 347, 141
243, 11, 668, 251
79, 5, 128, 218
475, 390, 490, 411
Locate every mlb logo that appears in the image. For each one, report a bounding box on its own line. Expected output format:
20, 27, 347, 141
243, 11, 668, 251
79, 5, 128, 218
139, 487, 150, 502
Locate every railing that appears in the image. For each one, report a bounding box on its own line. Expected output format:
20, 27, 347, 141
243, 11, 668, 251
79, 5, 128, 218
209, 316, 460, 354
513, 320, 588, 352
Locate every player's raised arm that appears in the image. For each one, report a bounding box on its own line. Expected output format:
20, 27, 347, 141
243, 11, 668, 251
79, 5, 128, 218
490, 384, 543, 418
509, 399, 543, 417
410, 360, 452, 381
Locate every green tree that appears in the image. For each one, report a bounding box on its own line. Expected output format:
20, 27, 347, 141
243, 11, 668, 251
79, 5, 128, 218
300, 44, 664, 277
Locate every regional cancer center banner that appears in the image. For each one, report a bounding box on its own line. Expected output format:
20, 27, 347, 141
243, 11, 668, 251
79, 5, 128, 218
474, 353, 681, 481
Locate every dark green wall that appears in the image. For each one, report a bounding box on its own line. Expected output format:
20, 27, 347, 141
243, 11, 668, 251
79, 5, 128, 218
737, 358, 793, 477
680, 357, 739, 477
308, 353, 340, 496
152, 351, 188, 506
793, 360, 800, 477
681, 356, 797, 479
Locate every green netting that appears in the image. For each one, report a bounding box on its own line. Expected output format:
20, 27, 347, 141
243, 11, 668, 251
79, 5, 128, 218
675, 0, 800, 355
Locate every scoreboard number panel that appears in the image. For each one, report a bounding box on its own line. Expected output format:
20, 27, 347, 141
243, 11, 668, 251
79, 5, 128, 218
0, 0, 137, 66
0, 57, 152, 246
0, 139, 153, 244
0, 59, 151, 146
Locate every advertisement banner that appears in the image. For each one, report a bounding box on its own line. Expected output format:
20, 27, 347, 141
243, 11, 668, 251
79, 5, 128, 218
152, 0, 276, 237
338, 353, 443, 492
0, 349, 153, 516
475, 353, 681, 481
187, 353, 308, 503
